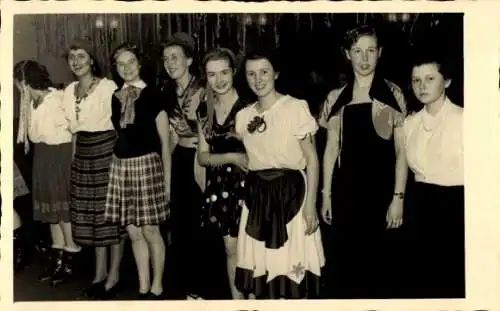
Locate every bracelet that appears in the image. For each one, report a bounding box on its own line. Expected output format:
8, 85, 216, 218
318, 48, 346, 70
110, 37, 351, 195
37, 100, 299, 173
394, 192, 405, 199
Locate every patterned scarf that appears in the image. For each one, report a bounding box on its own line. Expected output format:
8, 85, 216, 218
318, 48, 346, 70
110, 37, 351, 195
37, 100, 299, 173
115, 85, 142, 128
16, 88, 32, 155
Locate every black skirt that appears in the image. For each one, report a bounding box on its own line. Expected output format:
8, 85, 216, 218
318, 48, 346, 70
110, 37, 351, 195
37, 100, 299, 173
405, 182, 465, 298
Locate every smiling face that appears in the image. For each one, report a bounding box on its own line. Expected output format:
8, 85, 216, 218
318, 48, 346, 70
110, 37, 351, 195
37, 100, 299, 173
206, 58, 234, 96
245, 58, 278, 98
411, 62, 451, 105
115, 50, 141, 83
345, 35, 381, 77
67, 49, 94, 78
163, 45, 192, 81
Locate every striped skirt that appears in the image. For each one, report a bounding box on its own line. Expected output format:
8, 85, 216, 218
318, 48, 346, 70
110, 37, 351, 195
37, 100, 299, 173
71, 131, 125, 247
32, 142, 72, 224
105, 152, 168, 227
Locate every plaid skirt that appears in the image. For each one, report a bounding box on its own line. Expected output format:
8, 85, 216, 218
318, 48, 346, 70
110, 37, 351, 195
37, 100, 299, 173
105, 152, 168, 227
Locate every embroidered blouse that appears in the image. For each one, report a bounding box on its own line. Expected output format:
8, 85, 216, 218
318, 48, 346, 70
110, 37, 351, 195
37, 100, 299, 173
63, 78, 117, 133
403, 97, 463, 186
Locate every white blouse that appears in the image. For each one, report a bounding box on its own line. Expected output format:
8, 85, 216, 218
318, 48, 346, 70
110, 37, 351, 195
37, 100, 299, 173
63, 78, 117, 133
403, 97, 464, 186
29, 88, 72, 145
235, 95, 318, 171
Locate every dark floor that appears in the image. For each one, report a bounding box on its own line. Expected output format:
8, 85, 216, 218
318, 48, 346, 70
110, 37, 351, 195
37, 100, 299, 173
14, 235, 232, 301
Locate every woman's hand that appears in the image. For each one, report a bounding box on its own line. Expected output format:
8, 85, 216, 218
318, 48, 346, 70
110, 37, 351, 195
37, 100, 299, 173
386, 198, 403, 229
231, 153, 249, 172
303, 206, 320, 235
321, 194, 332, 225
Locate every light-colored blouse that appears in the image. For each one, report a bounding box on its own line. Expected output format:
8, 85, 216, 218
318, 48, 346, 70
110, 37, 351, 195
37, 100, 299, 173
62, 78, 117, 133
235, 95, 318, 171
29, 88, 72, 145
403, 97, 464, 186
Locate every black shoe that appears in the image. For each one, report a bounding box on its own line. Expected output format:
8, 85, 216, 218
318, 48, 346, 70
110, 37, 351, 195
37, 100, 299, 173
14, 229, 28, 273
81, 281, 106, 299
98, 281, 123, 300
38, 248, 63, 282
50, 251, 76, 286
138, 292, 150, 300
148, 292, 164, 300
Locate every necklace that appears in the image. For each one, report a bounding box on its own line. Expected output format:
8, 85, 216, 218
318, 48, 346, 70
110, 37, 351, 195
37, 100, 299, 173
75, 77, 98, 121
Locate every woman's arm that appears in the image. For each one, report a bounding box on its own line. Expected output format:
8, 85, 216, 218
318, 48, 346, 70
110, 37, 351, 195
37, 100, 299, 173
156, 110, 172, 197
300, 133, 320, 214
393, 120, 408, 200
322, 117, 340, 198
195, 121, 241, 167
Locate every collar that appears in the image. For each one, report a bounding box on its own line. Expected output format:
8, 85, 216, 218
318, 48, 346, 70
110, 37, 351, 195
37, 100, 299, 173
327, 73, 402, 121
122, 79, 146, 90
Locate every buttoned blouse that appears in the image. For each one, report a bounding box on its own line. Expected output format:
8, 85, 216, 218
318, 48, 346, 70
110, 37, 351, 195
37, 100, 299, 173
63, 78, 117, 133
403, 98, 464, 186
29, 88, 72, 145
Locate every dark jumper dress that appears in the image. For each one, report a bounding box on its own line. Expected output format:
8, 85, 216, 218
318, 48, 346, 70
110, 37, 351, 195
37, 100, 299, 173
198, 99, 248, 237
328, 102, 396, 298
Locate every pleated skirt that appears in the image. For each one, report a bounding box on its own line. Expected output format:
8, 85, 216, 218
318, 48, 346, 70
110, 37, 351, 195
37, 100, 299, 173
32, 142, 72, 224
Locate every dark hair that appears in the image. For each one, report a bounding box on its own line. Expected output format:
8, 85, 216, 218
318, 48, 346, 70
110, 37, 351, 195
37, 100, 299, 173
411, 49, 451, 80
202, 47, 237, 77
65, 47, 103, 78
13, 60, 54, 91
343, 25, 381, 50
110, 42, 146, 86
244, 43, 281, 73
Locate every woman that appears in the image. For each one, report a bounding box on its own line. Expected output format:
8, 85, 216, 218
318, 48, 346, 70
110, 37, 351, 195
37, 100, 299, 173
14, 60, 81, 284
404, 52, 464, 298
160, 32, 206, 300
234, 47, 325, 299
62, 39, 125, 298
105, 43, 170, 300
318, 25, 408, 298
196, 48, 249, 299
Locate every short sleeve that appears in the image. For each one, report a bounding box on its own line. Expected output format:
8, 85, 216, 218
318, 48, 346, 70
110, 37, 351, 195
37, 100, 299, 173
387, 81, 408, 128
235, 108, 247, 137
293, 100, 318, 139
318, 88, 343, 130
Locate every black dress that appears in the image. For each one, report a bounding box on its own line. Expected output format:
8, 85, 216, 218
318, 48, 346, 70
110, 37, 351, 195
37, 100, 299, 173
328, 102, 396, 298
199, 99, 248, 238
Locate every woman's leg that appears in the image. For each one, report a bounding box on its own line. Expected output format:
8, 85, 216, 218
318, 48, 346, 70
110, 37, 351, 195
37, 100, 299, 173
94, 247, 108, 283
60, 222, 81, 252
127, 225, 150, 294
142, 225, 165, 296
105, 240, 125, 290
223, 235, 243, 299
50, 223, 65, 249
